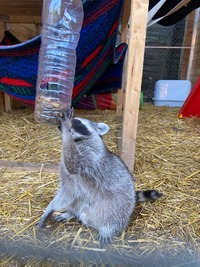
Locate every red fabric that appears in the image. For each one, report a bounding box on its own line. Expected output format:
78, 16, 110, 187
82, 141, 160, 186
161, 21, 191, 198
0, 77, 32, 87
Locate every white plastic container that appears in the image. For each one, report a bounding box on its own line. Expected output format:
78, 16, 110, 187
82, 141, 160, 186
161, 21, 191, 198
153, 80, 191, 107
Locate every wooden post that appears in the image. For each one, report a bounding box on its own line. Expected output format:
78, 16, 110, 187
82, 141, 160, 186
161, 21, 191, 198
0, 21, 4, 41
0, 22, 12, 112
121, 0, 148, 173
180, 11, 195, 80
186, 8, 200, 81
0, 23, 5, 111
116, 0, 131, 116
4, 93, 12, 112
0, 91, 5, 111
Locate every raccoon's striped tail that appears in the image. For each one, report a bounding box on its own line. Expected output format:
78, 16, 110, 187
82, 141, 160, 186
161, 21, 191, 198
136, 190, 162, 202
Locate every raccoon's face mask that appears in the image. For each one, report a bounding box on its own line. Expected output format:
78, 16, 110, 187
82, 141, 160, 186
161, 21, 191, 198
70, 118, 110, 141
58, 110, 109, 140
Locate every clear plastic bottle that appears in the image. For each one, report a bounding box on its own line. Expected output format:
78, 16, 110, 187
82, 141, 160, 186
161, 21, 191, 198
34, 0, 84, 125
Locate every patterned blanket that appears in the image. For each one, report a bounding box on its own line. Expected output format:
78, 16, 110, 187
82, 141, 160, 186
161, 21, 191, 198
0, 0, 126, 109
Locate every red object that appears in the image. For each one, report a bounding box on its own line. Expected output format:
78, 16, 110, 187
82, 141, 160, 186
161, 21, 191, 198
0, 77, 32, 87
178, 76, 200, 118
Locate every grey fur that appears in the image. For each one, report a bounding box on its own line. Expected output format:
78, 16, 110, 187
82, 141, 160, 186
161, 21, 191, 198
38, 108, 161, 243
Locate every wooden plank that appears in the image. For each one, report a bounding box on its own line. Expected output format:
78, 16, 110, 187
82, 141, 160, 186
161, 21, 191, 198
196, 31, 200, 38
192, 54, 200, 61
121, 0, 131, 30
0, 0, 41, 4
0, 16, 41, 24
0, 160, 59, 173
8, 23, 41, 42
0, 21, 4, 41
180, 11, 195, 80
190, 75, 200, 85
121, 0, 148, 172
187, 8, 200, 80
4, 93, 12, 113
116, 0, 131, 116
0, 8, 41, 17
116, 85, 124, 116
0, 1, 42, 17
145, 46, 190, 49
0, 91, 5, 111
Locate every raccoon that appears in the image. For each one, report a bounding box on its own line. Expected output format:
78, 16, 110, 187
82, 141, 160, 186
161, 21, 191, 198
38, 108, 162, 244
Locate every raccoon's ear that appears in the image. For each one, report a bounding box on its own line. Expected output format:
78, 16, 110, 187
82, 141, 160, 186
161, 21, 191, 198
96, 122, 110, 136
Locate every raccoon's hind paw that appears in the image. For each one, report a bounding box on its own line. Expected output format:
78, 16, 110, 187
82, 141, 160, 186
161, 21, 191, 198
36, 220, 48, 241
98, 234, 112, 245
54, 212, 75, 223
37, 218, 47, 230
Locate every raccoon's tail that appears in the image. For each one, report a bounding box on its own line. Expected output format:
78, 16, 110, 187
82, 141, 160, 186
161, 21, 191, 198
136, 190, 162, 202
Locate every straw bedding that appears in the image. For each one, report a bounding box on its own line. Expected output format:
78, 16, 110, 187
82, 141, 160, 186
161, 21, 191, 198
0, 104, 199, 266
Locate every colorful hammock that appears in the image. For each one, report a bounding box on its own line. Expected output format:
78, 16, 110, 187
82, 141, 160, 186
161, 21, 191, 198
0, 0, 126, 110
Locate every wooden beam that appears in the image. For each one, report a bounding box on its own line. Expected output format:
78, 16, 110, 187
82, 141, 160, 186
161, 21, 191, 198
0, 16, 41, 24
0, 160, 59, 173
121, 0, 148, 173
0, 21, 4, 41
116, 0, 131, 116
0, 1, 42, 17
0, 91, 5, 111
116, 83, 124, 116
4, 93, 12, 112
121, 0, 131, 33
187, 8, 200, 80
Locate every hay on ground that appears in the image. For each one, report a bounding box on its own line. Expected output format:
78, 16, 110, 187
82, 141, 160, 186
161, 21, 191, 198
0, 104, 199, 266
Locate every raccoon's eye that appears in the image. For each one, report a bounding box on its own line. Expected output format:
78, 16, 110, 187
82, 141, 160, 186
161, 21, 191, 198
73, 119, 81, 125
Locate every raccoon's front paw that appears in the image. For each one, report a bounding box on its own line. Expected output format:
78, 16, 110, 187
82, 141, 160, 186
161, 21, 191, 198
61, 107, 74, 121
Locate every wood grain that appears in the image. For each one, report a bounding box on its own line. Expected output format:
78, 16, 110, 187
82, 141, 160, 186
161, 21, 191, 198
0, 160, 59, 173
121, 0, 148, 172
0, 1, 42, 17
